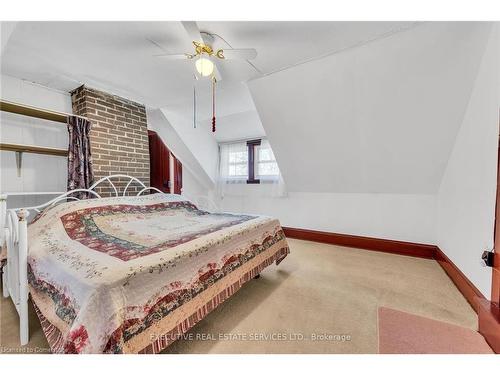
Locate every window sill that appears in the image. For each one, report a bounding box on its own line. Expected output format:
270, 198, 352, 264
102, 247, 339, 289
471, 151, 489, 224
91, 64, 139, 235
258, 177, 280, 183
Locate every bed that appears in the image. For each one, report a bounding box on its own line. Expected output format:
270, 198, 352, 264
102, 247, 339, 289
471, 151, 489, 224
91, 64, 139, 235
1, 175, 290, 354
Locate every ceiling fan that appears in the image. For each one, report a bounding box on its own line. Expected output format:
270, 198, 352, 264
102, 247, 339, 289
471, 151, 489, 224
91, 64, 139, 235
153, 21, 258, 80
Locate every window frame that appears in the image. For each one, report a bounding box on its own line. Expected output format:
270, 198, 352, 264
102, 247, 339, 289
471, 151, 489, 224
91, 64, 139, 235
220, 139, 279, 184
246, 139, 261, 184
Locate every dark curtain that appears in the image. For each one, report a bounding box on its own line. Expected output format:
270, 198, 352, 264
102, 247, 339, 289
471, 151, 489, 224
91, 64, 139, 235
67, 116, 94, 198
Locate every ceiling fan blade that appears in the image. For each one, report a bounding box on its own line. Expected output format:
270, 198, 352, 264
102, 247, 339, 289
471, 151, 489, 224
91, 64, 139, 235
181, 21, 215, 46
220, 48, 257, 60
154, 53, 189, 60
181, 21, 203, 42
200, 31, 215, 46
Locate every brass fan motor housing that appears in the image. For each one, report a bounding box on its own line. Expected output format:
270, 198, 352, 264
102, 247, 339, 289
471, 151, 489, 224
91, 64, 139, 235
189, 41, 225, 60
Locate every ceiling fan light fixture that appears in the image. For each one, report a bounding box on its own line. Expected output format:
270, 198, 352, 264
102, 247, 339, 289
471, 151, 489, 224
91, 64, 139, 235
195, 55, 214, 77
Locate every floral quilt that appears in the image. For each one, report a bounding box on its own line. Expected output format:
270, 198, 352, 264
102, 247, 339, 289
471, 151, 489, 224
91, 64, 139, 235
27, 193, 289, 353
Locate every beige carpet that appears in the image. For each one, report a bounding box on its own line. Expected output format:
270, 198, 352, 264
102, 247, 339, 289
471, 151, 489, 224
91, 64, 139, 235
0, 239, 477, 354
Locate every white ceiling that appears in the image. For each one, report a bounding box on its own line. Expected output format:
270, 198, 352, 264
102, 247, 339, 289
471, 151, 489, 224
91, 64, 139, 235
1, 21, 418, 141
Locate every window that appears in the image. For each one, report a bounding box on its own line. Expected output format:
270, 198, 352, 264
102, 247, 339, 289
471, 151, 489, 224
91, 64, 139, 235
256, 139, 279, 180
219, 142, 248, 181
227, 147, 248, 178
218, 139, 279, 184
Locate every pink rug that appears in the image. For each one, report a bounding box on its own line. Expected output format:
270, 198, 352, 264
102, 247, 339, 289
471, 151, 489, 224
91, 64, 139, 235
378, 306, 494, 354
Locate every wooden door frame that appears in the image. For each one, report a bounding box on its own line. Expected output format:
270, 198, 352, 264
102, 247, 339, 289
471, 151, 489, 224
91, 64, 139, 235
477, 119, 500, 353
492, 134, 500, 304
147, 130, 171, 193
172, 154, 183, 195
491, 137, 500, 305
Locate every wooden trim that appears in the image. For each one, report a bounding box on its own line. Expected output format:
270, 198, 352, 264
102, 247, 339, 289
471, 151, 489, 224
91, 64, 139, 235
434, 247, 485, 312
493, 268, 500, 305
173, 155, 183, 195
0, 99, 87, 123
478, 298, 500, 353
282, 227, 436, 259
147, 130, 171, 193
491, 131, 500, 304
246, 139, 261, 184
478, 117, 500, 352
0, 143, 68, 157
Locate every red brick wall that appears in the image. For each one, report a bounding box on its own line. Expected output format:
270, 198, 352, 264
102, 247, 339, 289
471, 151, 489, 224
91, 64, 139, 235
70, 86, 150, 196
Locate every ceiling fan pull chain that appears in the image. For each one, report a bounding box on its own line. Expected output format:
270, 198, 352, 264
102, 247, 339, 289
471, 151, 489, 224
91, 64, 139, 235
212, 76, 216, 133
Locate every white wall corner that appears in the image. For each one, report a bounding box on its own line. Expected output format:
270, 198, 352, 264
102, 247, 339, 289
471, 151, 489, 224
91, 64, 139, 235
436, 23, 499, 299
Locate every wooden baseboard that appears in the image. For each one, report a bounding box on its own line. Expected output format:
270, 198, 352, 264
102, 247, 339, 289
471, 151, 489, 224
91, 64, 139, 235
282, 227, 486, 313
282, 227, 436, 259
478, 298, 500, 353
433, 247, 485, 313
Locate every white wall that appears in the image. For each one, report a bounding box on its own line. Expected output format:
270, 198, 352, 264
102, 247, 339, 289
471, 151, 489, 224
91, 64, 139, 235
161, 108, 219, 184
0, 74, 71, 208
436, 26, 499, 299
211, 110, 265, 143
219, 187, 436, 244
182, 168, 217, 208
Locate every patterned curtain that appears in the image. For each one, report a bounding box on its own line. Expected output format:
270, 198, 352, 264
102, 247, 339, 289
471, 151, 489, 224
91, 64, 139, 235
67, 116, 94, 198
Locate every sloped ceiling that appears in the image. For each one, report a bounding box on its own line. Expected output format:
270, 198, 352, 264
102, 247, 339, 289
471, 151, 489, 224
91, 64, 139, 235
248, 22, 493, 193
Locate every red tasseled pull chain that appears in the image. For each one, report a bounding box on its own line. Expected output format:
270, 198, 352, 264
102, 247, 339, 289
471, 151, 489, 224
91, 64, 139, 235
212, 77, 216, 132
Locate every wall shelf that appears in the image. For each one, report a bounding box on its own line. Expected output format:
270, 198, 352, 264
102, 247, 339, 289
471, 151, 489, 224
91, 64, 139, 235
0, 99, 79, 176
3, 192, 65, 196
0, 143, 68, 157
0, 142, 68, 177
0, 99, 86, 124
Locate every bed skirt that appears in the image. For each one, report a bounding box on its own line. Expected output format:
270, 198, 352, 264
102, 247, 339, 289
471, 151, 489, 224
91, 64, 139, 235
32, 241, 289, 354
